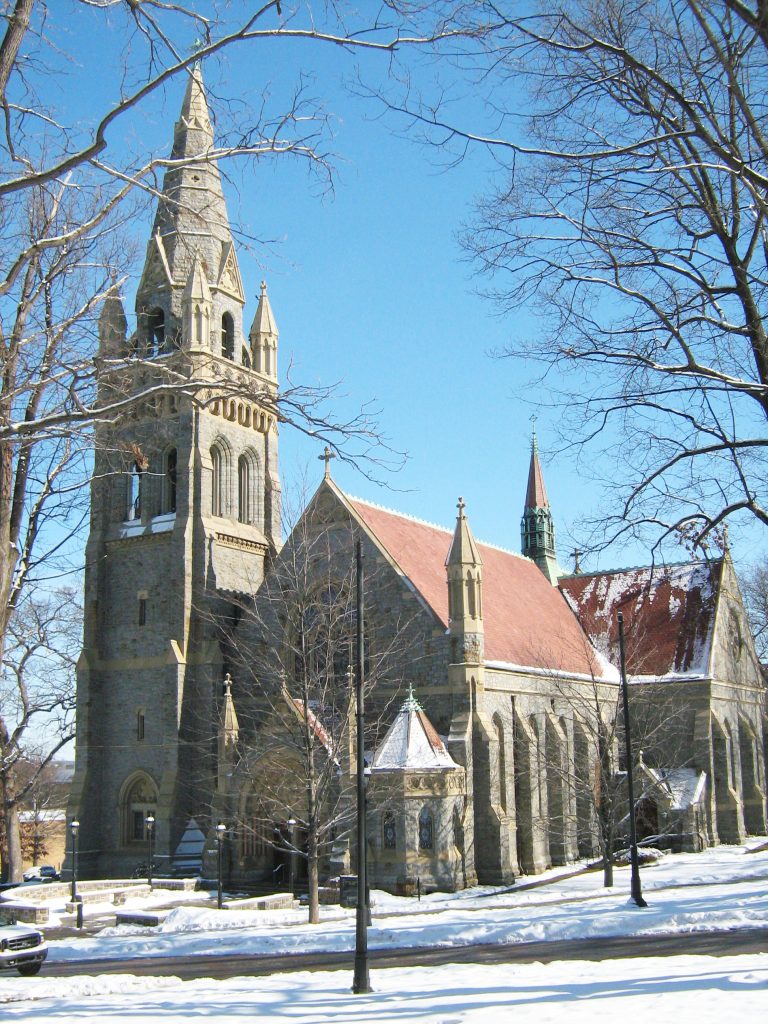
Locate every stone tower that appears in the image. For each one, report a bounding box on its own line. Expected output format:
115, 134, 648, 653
521, 431, 562, 584
68, 66, 281, 877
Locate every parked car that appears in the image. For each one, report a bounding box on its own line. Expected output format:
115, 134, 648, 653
0, 912, 48, 976
22, 865, 59, 883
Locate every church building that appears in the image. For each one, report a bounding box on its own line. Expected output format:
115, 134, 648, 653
68, 69, 767, 889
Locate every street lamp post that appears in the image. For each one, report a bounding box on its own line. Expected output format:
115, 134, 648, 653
145, 814, 155, 890
70, 819, 83, 929
216, 822, 227, 910
617, 611, 648, 909
287, 817, 297, 896
352, 537, 371, 994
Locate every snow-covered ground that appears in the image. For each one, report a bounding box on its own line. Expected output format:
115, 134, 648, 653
1, 839, 766, 1022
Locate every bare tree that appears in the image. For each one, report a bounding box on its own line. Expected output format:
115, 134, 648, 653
0, 586, 79, 880
378, 0, 768, 555
741, 557, 768, 660
213, 493, 413, 922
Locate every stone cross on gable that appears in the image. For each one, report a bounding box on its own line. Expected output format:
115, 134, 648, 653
319, 446, 336, 479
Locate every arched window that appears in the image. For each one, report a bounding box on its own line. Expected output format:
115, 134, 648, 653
221, 312, 235, 360
238, 449, 259, 525
383, 812, 397, 850
164, 448, 177, 514
238, 454, 250, 523
494, 714, 507, 812
127, 463, 144, 520
466, 570, 476, 618
122, 774, 157, 845
452, 804, 464, 852
418, 806, 434, 851
211, 445, 223, 516
147, 308, 165, 355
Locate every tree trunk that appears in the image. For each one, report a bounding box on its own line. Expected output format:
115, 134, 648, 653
1, 768, 22, 882
307, 827, 319, 925
602, 853, 614, 888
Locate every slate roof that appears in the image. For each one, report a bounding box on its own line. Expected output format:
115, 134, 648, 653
372, 694, 458, 771
559, 560, 720, 678
525, 442, 550, 509
346, 494, 607, 678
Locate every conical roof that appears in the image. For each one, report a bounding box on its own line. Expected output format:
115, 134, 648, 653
371, 691, 457, 771
249, 280, 278, 338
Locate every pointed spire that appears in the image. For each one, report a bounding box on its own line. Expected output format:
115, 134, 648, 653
137, 62, 238, 332
250, 280, 279, 337
525, 427, 550, 510
521, 429, 562, 585
175, 64, 213, 155
249, 280, 278, 376
447, 496, 483, 569
98, 281, 127, 356
217, 673, 239, 792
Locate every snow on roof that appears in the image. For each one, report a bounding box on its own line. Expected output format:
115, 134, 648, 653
560, 560, 719, 678
347, 494, 608, 678
643, 767, 707, 809
372, 694, 458, 772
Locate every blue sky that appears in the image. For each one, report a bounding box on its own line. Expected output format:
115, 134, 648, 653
54, 4, 767, 576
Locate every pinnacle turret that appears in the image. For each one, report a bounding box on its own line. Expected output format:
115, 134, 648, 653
446, 497, 483, 649
98, 284, 127, 357
249, 280, 278, 377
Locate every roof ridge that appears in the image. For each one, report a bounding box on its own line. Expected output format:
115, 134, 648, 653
560, 557, 718, 579
347, 493, 530, 562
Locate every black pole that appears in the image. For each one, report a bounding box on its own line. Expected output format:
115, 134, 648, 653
217, 824, 224, 910
146, 815, 154, 890
70, 822, 78, 905
352, 538, 371, 994
617, 612, 648, 908
70, 820, 83, 928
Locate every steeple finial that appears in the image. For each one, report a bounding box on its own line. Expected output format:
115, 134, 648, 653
530, 413, 538, 452
402, 679, 423, 712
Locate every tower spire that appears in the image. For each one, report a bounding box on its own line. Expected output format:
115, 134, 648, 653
135, 63, 245, 357
521, 431, 562, 585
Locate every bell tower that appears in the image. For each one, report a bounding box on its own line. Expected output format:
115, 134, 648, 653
68, 65, 281, 877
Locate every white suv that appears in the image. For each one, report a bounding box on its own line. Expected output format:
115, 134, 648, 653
0, 912, 48, 976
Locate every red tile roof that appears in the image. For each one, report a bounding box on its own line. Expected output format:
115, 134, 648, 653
348, 496, 605, 677
559, 561, 719, 678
